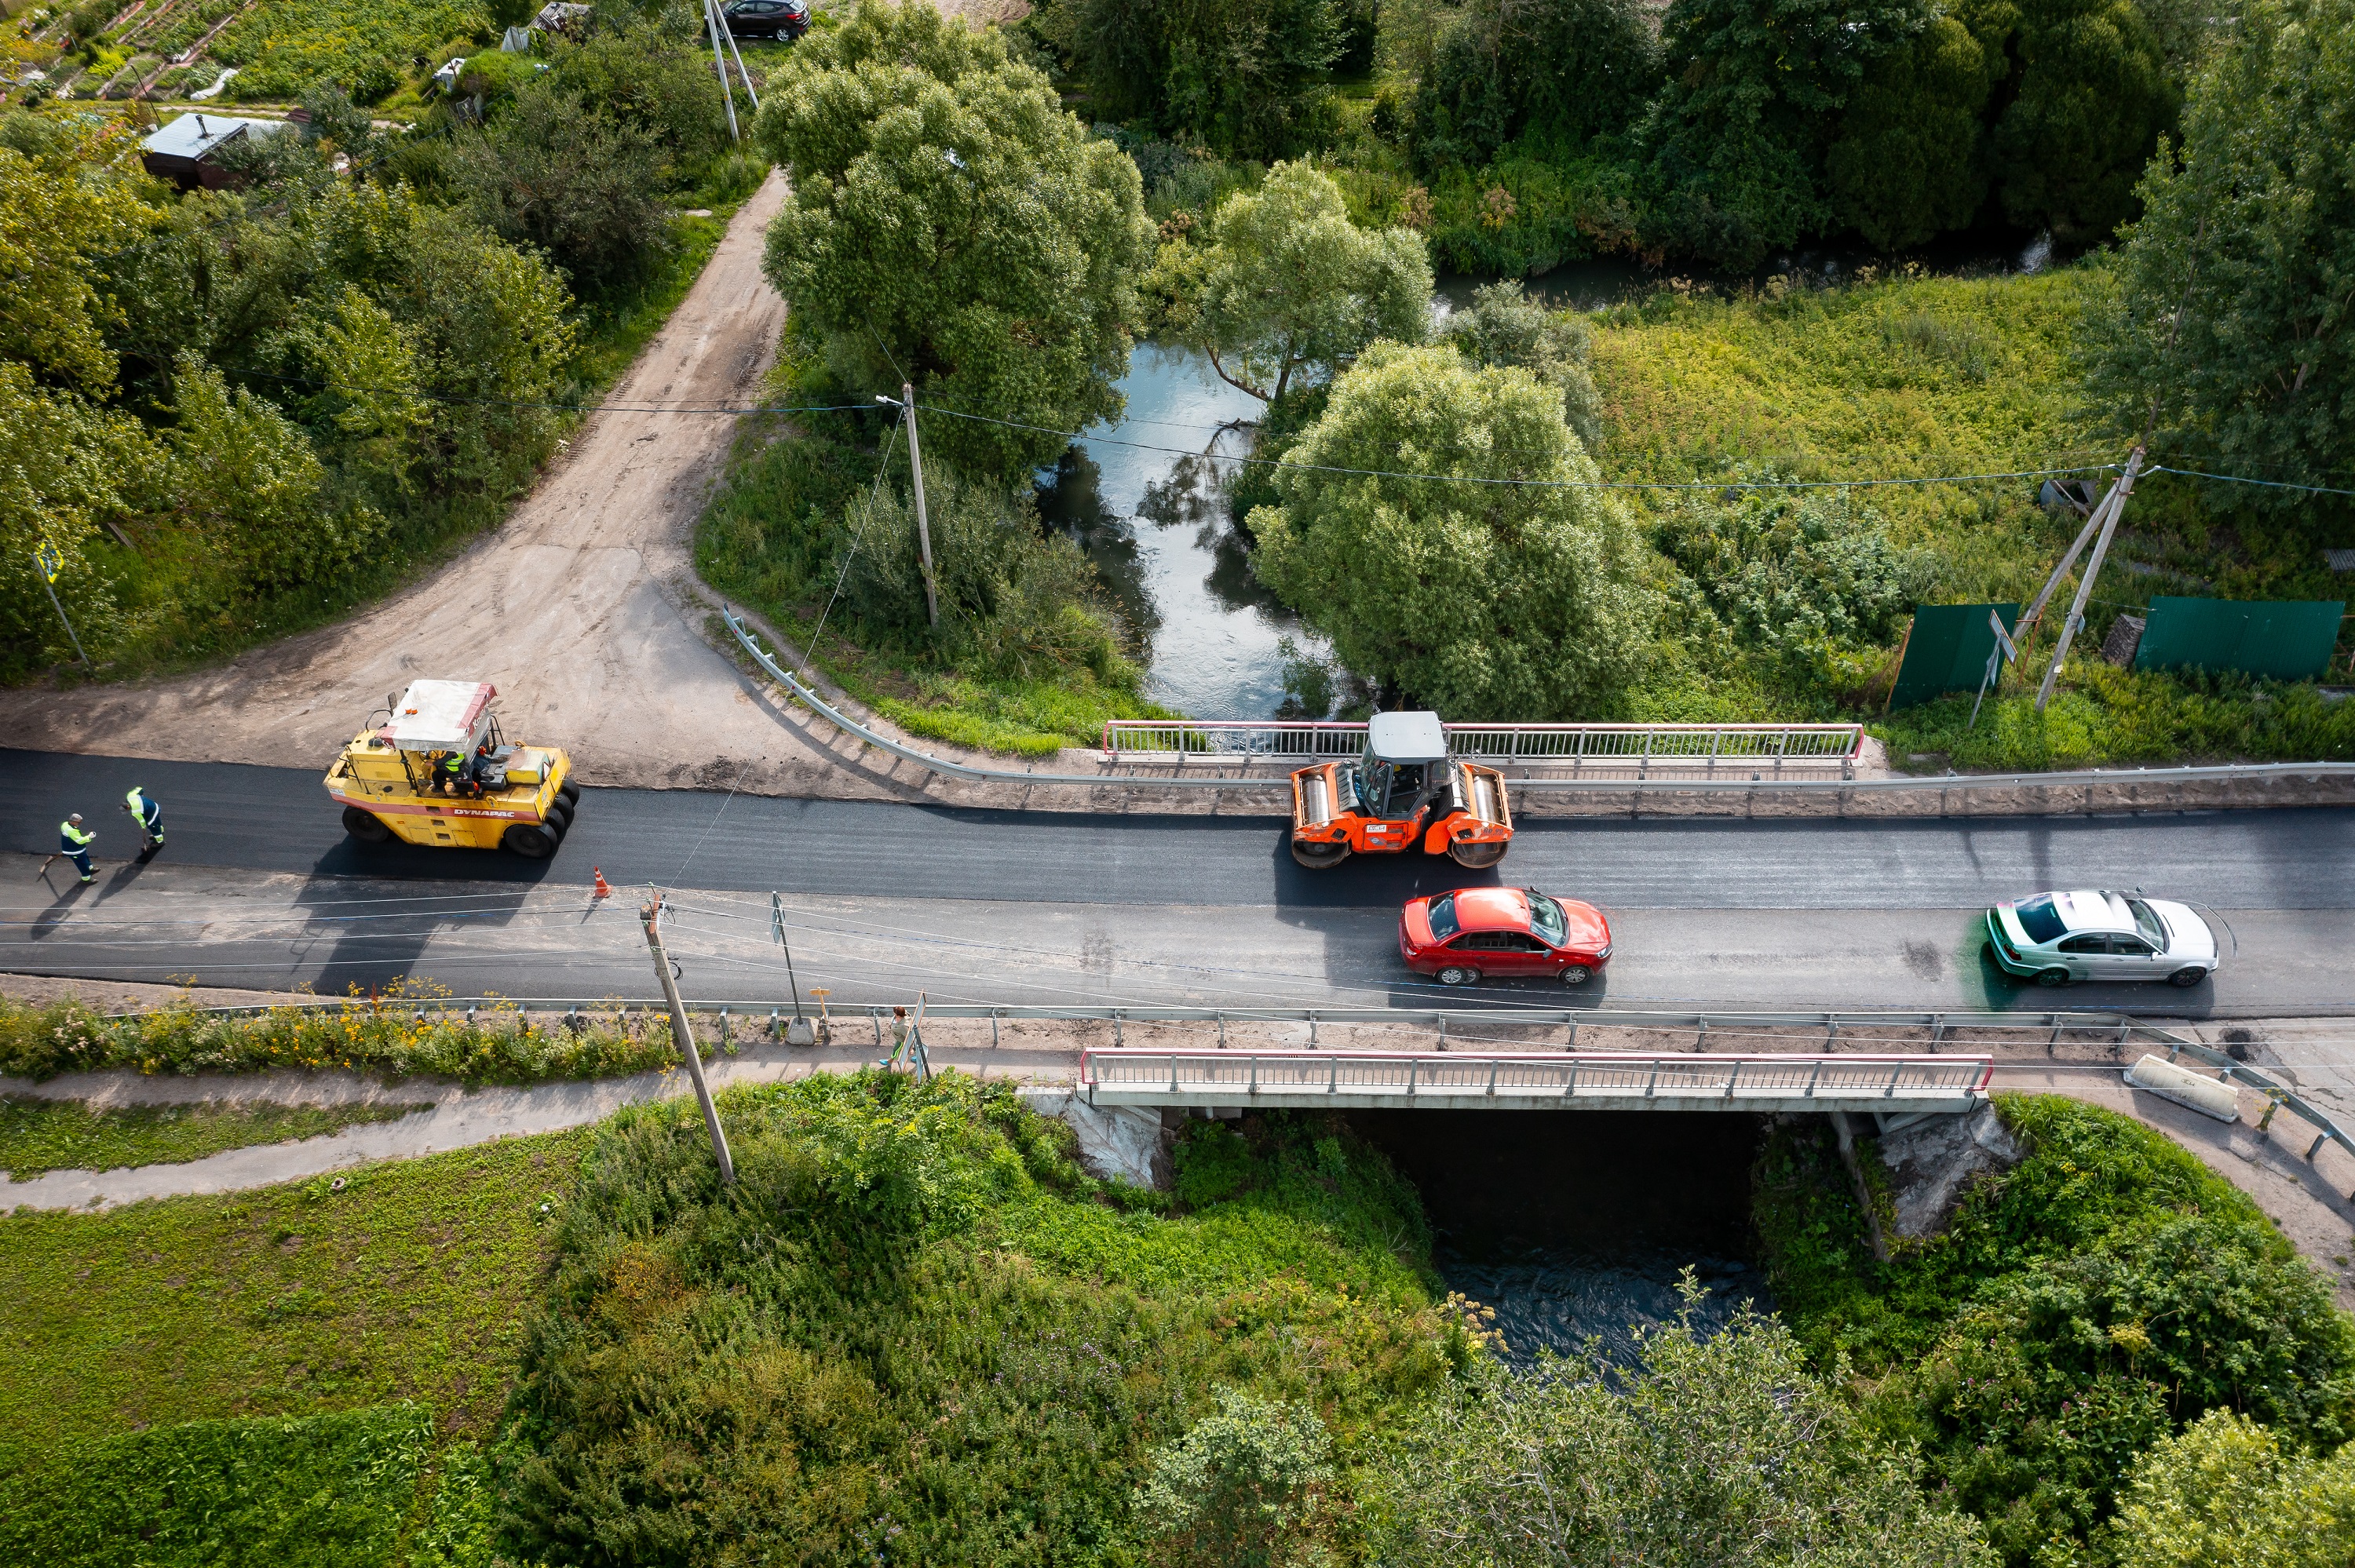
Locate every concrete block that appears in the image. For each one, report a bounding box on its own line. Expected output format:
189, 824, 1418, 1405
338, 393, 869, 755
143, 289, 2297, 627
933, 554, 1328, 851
1018, 1087, 1174, 1188
1876, 1102, 2024, 1238
2124, 1054, 2243, 1123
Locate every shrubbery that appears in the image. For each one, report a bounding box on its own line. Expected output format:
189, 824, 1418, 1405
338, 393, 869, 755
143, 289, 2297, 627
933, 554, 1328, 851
498, 1074, 1460, 1562
0, 992, 677, 1086
1755, 1094, 2355, 1564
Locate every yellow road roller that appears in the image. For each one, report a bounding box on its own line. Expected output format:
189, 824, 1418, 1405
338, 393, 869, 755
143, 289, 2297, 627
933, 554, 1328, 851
323, 680, 578, 858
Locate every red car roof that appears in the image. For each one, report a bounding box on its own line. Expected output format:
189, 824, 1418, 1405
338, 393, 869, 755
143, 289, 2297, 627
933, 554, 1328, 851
1451, 887, 1531, 932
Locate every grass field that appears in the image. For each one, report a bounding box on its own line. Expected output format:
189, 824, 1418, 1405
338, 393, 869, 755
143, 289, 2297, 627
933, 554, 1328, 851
0, 1129, 584, 1475
0, 1095, 425, 1177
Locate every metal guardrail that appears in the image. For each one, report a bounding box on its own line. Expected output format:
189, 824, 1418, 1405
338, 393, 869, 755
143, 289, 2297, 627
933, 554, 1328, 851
1079, 1048, 1993, 1113
1099, 720, 1864, 770
727, 606, 2355, 806
64, 992, 2355, 1181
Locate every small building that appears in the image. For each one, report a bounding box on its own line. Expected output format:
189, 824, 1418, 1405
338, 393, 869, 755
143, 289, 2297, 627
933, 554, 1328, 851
138, 111, 290, 191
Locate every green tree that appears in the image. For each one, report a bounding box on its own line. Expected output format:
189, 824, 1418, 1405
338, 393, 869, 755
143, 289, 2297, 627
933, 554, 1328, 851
1134, 1388, 1338, 1568
1248, 341, 1656, 717
451, 85, 674, 299
2085, 0, 2353, 508
755, 2, 1156, 477
1036, 0, 1346, 159
0, 129, 148, 392
1437, 281, 1603, 450
1371, 1287, 1998, 1566
2110, 1409, 2355, 1568
1983, 0, 2178, 239
1409, 0, 1663, 170
0, 363, 159, 675
166, 354, 376, 595
1825, 11, 2007, 249
1633, 0, 1929, 267
1192, 162, 1431, 403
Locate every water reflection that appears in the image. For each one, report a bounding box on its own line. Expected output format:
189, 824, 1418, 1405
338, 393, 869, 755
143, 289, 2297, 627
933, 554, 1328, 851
1035, 345, 1341, 719
1440, 1245, 1772, 1366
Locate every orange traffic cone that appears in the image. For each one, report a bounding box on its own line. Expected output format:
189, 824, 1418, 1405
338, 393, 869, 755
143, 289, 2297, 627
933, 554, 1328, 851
592, 867, 612, 901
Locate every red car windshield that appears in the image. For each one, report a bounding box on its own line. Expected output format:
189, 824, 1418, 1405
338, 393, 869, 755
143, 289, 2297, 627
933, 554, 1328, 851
1426, 894, 1460, 940
1528, 892, 1566, 945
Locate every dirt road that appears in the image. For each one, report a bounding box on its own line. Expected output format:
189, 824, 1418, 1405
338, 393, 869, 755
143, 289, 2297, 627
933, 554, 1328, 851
0, 173, 885, 796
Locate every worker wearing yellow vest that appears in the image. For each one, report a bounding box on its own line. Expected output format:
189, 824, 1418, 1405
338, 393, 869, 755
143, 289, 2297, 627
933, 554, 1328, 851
58, 814, 96, 883
122, 785, 163, 854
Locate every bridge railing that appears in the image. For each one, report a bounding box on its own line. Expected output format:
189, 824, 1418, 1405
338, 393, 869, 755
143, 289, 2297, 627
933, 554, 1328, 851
1097, 720, 1865, 771
1079, 1048, 1993, 1110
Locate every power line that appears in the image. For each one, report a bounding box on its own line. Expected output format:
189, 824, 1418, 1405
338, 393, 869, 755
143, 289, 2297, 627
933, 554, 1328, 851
2149, 464, 2355, 499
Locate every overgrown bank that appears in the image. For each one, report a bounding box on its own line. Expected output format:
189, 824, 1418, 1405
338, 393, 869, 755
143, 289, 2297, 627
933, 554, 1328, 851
1755, 1094, 2355, 1563
6, 1072, 2352, 1564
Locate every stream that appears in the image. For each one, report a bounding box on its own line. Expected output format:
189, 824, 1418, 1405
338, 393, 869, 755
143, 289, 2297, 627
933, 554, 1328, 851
1040, 228, 2063, 720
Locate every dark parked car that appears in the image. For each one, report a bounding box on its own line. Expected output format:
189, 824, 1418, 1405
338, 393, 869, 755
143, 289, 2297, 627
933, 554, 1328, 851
721, 0, 809, 39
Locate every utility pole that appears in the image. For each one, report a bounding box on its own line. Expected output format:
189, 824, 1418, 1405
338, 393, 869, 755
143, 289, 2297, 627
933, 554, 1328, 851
701, 0, 739, 143
2036, 447, 2145, 712
883, 385, 940, 628
771, 892, 815, 1045
641, 897, 735, 1185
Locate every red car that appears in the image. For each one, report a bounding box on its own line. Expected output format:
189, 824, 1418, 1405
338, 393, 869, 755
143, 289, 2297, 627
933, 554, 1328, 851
1399, 887, 1612, 986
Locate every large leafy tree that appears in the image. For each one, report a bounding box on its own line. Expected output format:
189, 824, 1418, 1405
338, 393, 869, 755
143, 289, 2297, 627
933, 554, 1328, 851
1370, 1296, 1997, 1566
2086, 0, 2353, 509
1409, 0, 1663, 170
756, 2, 1156, 476
1981, 0, 2178, 239
1192, 162, 1431, 403
1248, 342, 1656, 717
1824, 12, 2007, 249
0, 129, 148, 393
1036, 0, 1347, 159
1633, 0, 1929, 268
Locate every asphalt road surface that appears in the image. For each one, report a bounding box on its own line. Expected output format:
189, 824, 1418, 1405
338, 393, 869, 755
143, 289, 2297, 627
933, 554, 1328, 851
5, 749, 2351, 1016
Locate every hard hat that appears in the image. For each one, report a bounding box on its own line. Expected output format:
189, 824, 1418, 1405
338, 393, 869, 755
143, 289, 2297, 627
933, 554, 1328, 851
68, 812, 82, 822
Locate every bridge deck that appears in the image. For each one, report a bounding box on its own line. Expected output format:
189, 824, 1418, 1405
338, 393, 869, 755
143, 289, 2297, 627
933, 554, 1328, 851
1079, 1049, 1994, 1115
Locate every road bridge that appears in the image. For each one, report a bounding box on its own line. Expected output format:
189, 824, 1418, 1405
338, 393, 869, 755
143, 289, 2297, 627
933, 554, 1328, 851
1079, 1047, 1992, 1117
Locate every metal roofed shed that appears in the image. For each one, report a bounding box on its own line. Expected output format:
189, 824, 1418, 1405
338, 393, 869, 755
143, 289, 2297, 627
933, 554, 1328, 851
1367, 711, 1449, 764
139, 112, 290, 191
377, 680, 498, 753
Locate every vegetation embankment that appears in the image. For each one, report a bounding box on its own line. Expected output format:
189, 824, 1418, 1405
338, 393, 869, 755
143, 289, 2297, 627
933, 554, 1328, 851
1756, 1092, 2355, 1564
0, 990, 681, 1086
6, 1070, 2353, 1564
0, 1092, 425, 1176
1, 17, 765, 683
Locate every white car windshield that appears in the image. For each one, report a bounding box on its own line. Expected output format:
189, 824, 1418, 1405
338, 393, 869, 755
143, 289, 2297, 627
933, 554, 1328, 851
2127, 898, 2167, 947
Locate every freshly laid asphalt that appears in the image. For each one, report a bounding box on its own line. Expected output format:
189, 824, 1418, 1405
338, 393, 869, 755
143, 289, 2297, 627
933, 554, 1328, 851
3, 749, 2350, 1015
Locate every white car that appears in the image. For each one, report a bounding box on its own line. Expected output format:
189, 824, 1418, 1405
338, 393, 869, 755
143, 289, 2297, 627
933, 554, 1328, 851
1984, 889, 2218, 988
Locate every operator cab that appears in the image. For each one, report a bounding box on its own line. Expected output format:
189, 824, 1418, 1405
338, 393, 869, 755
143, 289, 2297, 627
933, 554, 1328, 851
1357, 711, 1451, 819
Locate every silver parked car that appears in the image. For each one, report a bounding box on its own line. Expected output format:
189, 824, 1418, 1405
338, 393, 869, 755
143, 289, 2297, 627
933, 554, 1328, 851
1984, 889, 2218, 987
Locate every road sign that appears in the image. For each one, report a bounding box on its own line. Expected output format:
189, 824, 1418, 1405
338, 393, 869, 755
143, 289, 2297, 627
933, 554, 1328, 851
35, 544, 60, 584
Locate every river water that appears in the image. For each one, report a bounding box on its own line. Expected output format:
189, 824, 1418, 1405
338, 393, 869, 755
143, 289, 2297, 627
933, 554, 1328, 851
1034, 346, 1339, 720
1345, 1109, 1776, 1362
1042, 227, 2060, 720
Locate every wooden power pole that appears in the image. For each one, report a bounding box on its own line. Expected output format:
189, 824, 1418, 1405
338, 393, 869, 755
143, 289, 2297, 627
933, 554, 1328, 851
641, 897, 735, 1185
900, 384, 940, 628
2034, 447, 2145, 712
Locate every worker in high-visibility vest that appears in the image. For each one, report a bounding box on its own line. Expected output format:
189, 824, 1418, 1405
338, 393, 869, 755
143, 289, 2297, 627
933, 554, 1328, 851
59, 814, 96, 883
122, 785, 163, 853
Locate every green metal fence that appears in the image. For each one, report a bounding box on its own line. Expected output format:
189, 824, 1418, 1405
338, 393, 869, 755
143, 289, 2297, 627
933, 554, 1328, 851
1888, 603, 2021, 710
2133, 596, 2346, 680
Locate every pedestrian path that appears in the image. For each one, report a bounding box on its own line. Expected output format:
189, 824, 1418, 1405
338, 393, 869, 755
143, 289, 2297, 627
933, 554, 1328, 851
0, 1045, 1075, 1211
